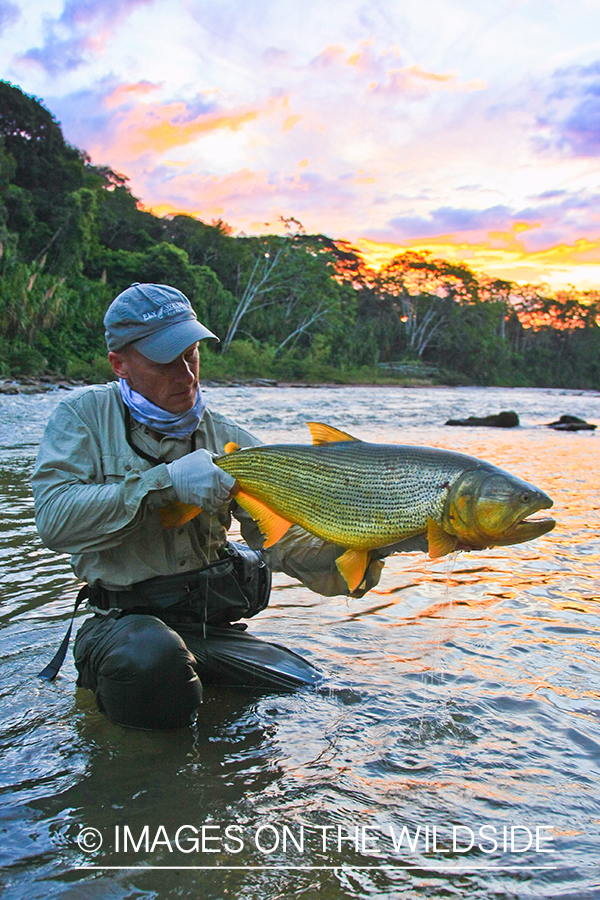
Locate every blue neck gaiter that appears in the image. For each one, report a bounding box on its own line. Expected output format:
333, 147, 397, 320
119, 379, 205, 438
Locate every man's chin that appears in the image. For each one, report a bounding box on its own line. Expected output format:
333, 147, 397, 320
167, 392, 197, 414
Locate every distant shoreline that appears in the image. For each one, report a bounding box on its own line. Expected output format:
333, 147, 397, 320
1, 375, 599, 397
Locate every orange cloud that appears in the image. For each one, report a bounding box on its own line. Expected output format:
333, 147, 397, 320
311, 44, 348, 67
105, 81, 160, 109
144, 168, 280, 221
355, 234, 600, 291
131, 105, 260, 154
282, 115, 302, 132
375, 64, 486, 96
92, 100, 264, 160
304, 41, 485, 96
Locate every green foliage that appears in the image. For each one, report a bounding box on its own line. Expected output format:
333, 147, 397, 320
0, 81, 598, 390
220, 233, 351, 356
66, 354, 114, 382
95, 183, 162, 253
0, 255, 67, 344
0, 80, 89, 262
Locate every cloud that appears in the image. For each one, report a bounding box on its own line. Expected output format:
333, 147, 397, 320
370, 63, 486, 98
128, 161, 366, 235
538, 60, 600, 157
303, 41, 485, 101
104, 80, 161, 110
126, 104, 262, 155
20, 0, 154, 75
384, 205, 514, 239
0, 0, 19, 35
95, 95, 268, 164
48, 80, 254, 163
356, 232, 600, 292
361, 191, 600, 257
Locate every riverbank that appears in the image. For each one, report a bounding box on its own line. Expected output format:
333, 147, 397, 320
3, 375, 600, 396
0, 373, 439, 394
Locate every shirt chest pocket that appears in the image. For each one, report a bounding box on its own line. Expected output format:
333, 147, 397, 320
101, 454, 152, 483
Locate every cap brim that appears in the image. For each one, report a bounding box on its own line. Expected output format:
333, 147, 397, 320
132, 319, 219, 363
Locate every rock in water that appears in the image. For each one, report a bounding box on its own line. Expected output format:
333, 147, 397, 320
445, 410, 520, 428
545, 415, 596, 431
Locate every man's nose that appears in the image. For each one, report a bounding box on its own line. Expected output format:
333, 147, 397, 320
176, 358, 195, 382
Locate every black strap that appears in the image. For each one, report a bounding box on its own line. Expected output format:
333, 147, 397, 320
38, 584, 89, 682
39, 407, 199, 682
123, 406, 196, 466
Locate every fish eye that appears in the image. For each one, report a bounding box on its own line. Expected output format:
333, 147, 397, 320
520, 491, 531, 503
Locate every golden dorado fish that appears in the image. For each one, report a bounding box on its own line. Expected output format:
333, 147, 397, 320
160, 422, 555, 592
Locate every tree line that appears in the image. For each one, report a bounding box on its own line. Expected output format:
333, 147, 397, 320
1, 80, 599, 388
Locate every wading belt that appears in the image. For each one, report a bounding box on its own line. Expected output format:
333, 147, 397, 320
37, 544, 271, 681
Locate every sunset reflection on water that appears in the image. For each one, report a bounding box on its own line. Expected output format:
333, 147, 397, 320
1, 385, 599, 899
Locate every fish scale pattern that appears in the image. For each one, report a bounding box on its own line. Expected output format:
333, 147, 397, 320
217, 442, 485, 549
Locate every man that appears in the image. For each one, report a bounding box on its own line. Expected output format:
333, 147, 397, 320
33, 283, 419, 731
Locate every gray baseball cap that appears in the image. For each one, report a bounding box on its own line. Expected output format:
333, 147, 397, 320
104, 283, 218, 363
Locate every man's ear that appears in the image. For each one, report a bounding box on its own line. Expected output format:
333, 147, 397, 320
108, 351, 128, 379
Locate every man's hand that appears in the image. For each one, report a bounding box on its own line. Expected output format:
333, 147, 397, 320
167, 449, 236, 513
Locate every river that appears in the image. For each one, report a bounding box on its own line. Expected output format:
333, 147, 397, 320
1, 384, 599, 899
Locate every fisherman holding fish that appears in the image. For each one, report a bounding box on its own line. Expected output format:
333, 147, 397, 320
32, 283, 418, 731
33, 283, 555, 731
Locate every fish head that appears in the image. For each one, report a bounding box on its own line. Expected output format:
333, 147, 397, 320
443, 468, 555, 549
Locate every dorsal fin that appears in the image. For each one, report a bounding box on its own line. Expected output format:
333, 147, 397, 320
224, 441, 240, 454
234, 490, 294, 548
427, 517, 459, 558
306, 422, 360, 445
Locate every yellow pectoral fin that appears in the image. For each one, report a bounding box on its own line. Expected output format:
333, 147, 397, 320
427, 517, 459, 558
159, 501, 201, 530
306, 422, 361, 445
336, 548, 371, 593
235, 489, 294, 548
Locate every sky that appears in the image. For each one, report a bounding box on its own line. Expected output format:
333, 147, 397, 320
2, 0, 600, 289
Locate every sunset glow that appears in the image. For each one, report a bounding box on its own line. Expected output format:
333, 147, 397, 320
356, 236, 600, 291
3, 1, 600, 290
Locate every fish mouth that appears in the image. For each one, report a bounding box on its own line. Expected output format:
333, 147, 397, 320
494, 496, 555, 546
496, 515, 556, 544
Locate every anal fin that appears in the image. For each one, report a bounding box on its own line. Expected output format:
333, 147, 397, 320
427, 517, 459, 558
160, 501, 201, 530
336, 548, 370, 593
235, 490, 294, 547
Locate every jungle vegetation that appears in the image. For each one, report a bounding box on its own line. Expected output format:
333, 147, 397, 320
1, 80, 599, 388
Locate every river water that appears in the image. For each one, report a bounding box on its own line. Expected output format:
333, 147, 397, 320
1, 384, 599, 900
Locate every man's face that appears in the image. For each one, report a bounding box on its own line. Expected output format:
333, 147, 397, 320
108, 343, 200, 414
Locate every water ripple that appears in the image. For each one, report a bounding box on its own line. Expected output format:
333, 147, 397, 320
1, 386, 599, 899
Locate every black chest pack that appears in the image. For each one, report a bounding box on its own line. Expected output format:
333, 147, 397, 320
86, 542, 271, 628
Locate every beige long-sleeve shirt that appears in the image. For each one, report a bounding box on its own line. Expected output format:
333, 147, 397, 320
32, 381, 383, 595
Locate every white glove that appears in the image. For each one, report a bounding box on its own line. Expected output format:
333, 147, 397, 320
167, 449, 236, 513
